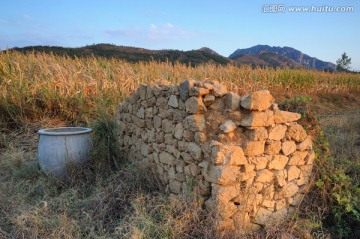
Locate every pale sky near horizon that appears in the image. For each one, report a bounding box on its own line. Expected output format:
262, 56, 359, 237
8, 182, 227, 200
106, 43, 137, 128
1, 0, 359, 70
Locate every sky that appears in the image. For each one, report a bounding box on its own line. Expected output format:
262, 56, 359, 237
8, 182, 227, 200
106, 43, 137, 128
1, 0, 360, 70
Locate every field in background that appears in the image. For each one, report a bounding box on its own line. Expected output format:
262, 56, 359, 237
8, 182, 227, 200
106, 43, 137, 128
1, 51, 360, 127
0, 51, 359, 238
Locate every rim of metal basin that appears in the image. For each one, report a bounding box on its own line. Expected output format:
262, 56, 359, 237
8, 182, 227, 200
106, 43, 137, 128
38, 127, 92, 136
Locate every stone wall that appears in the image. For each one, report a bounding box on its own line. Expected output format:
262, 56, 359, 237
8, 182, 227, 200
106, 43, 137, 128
116, 80, 314, 231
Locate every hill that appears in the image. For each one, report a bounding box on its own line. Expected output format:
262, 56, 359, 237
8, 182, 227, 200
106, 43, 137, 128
233, 50, 303, 68
6, 44, 230, 67
229, 45, 336, 70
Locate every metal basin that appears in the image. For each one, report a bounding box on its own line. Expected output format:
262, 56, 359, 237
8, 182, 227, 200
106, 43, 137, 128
38, 127, 92, 178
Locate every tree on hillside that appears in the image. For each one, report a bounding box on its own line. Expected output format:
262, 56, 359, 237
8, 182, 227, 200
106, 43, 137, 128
336, 52, 352, 72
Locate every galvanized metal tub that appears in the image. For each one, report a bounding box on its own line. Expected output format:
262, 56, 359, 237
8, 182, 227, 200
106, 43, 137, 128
38, 127, 92, 178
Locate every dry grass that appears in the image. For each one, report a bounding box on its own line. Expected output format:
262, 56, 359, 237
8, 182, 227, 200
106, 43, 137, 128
319, 110, 360, 185
1, 51, 359, 126
1, 52, 360, 238
0, 134, 216, 239
1, 110, 358, 239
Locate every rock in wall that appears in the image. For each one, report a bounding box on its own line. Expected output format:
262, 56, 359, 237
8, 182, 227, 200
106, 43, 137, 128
116, 80, 314, 231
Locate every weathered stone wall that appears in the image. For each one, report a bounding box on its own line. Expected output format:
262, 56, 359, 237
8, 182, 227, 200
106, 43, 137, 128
116, 80, 314, 231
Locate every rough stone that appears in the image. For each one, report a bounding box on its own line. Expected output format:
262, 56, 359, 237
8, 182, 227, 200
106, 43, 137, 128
240, 90, 275, 111
268, 125, 287, 141
153, 84, 162, 96
164, 133, 176, 145
194, 132, 207, 143
183, 115, 206, 132
305, 151, 315, 165
212, 145, 247, 166
203, 94, 215, 106
162, 119, 173, 133
183, 130, 194, 141
155, 132, 164, 143
243, 140, 265, 156
255, 169, 274, 183
208, 97, 225, 111
175, 173, 186, 182
169, 179, 182, 194
131, 115, 145, 128
265, 140, 282, 154
252, 156, 269, 170
186, 142, 202, 160
268, 155, 289, 170
167, 145, 181, 159
178, 141, 188, 152
168, 95, 179, 108
297, 175, 310, 186
212, 83, 228, 97
283, 182, 299, 197
205, 165, 240, 185
159, 151, 176, 165
220, 120, 237, 133
254, 207, 273, 225
268, 208, 288, 224
228, 111, 242, 126
281, 141, 297, 156
240, 110, 274, 127
249, 127, 268, 141
287, 166, 301, 182
145, 107, 154, 118
168, 166, 176, 179
156, 96, 168, 109
138, 84, 147, 100
287, 123, 307, 142
299, 165, 313, 177
225, 92, 241, 110
136, 107, 145, 119
288, 151, 307, 166
185, 97, 207, 114
274, 169, 287, 187
297, 136, 313, 151
262, 199, 275, 208
210, 184, 239, 205
274, 110, 301, 124
291, 193, 304, 206
189, 86, 209, 96
181, 152, 192, 163
146, 85, 154, 99
275, 199, 287, 211
185, 162, 201, 177
179, 80, 195, 101
174, 123, 184, 140
156, 79, 170, 86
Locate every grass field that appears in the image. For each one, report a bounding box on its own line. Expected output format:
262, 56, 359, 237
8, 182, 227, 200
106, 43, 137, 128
1, 51, 359, 126
0, 51, 359, 238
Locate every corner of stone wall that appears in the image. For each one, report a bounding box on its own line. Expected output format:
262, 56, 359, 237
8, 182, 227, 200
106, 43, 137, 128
116, 80, 315, 233
202, 90, 315, 231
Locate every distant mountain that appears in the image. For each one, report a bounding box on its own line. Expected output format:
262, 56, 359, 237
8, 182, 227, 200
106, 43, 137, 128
198, 47, 222, 57
229, 45, 336, 70
233, 51, 303, 68
6, 43, 337, 70
7, 44, 230, 67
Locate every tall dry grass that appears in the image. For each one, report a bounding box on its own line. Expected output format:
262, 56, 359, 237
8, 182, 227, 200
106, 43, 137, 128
1, 51, 360, 126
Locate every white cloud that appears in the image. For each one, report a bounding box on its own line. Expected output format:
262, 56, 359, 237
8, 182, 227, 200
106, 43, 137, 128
147, 23, 196, 40
105, 23, 198, 42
